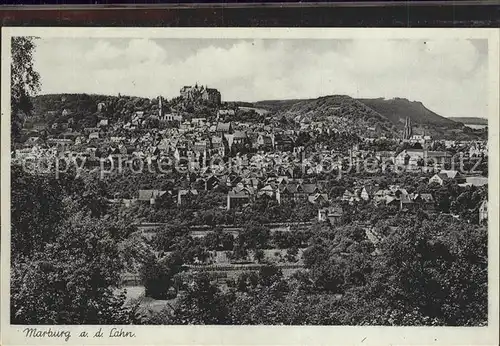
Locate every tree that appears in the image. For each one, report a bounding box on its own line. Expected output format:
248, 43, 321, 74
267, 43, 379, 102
11, 213, 136, 324
140, 252, 184, 299
11, 165, 65, 258
11, 37, 41, 141
285, 246, 299, 263
170, 273, 230, 324
343, 219, 487, 326
239, 221, 270, 250
253, 249, 265, 263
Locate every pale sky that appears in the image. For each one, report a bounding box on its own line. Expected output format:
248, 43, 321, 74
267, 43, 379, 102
33, 37, 489, 119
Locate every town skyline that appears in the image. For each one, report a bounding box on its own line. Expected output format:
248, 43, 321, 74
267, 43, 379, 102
33, 38, 489, 119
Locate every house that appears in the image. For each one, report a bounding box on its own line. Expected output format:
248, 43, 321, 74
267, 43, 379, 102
211, 136, 227, 157
367, 123, 382, 135
232, 131, 248, 148
385, 196, 400, 208
111, 136, 126, 143
162, 113, 183, 122
218, 109, 235, 117
479, 200, 488, 224
395, 149, 450, 169
191, 118, 206, 126
429, 170, 459, 185
414, 193, 435, 211
216, 122, 233, 135
469, 144, 487, 157
256, 134, 273, 151
24, 136, 41, 146
97, 102, 107, 112
84, 127, 100, 134
227, 190, 251, 210
98, 118, 109, 127
373, 189, 390, 204
32, 122, 48, 132
400, 193, 414, 210
318, 206, 343, 225
360, 186, 375, 201
62, 109, 72, 117
284, 183, 320, 201
257, 185, 275, 198
132, 111, 145, 125
138, 189, 167, 205
342, 189, 357, 203
47, 138, 73, 150
274, 134, 294, 152
308, 193, 329, 205
444, 140, 456, 148
410, 134, 424, 143
426, 151, 452, 168
177, 189, 198, 205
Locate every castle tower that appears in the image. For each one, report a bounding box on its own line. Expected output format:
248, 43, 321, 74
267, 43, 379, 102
403, 117, 413, 140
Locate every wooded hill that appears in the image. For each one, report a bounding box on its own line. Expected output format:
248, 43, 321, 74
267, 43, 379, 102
357, 97, 460, 128
254, 95, 476, 139
256, 96, 461, 129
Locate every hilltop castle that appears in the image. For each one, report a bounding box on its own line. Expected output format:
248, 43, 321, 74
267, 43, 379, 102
180, 84, 221, 105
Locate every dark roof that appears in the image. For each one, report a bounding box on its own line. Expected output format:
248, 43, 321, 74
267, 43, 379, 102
216, 122, 232, 132
233, 131, 247, 139
302, 183, 319, 194
437, 173, 450, 180
285, 183, 299, 194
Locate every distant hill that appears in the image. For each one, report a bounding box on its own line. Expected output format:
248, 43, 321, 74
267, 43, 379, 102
254, 96, 468, 138
356, 97, 460, 128
257, 95, 398, 137
448, 117, 488, 125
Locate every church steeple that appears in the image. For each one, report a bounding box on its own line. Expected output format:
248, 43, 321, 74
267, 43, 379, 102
158, 96, 163, 118
403, 117, 412, 140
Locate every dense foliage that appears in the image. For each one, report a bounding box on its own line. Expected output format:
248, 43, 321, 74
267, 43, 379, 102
143, 215, 487, 326
10, 166, 142, 324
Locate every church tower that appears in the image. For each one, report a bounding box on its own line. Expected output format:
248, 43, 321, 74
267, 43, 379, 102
403, 117, 413, 140
158, 96, 163, 118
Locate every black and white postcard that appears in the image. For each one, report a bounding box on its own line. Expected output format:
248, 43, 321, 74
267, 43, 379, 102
1, 27, 499, 346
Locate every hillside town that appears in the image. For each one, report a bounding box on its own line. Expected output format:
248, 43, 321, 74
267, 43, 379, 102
12, 83, 489, 325
14, 85, 488, 214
